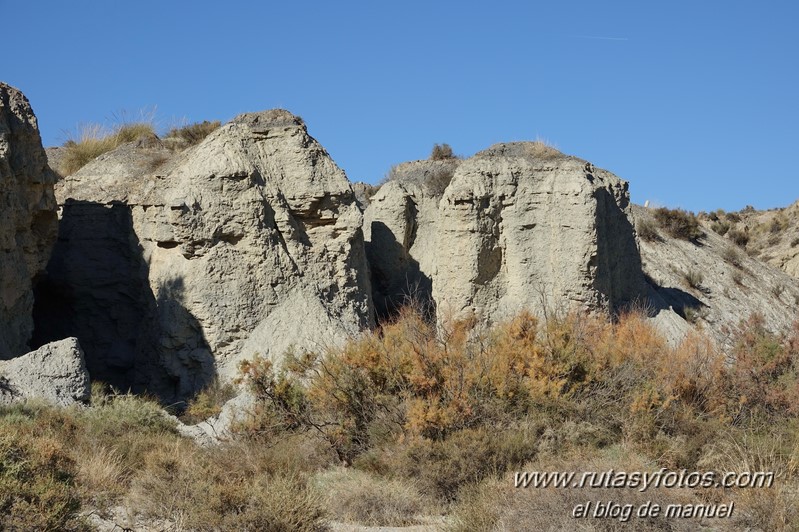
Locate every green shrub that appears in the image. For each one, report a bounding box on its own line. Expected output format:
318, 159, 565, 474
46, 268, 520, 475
653, 207, 702, 240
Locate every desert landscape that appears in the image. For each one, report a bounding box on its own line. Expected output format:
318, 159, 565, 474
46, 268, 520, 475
1, 78, 799, 530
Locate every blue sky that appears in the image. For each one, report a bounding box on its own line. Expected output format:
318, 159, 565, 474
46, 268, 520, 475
4, 1, 797, 212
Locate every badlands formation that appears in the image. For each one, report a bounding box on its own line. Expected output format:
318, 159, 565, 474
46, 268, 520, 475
2, 81, 798, 406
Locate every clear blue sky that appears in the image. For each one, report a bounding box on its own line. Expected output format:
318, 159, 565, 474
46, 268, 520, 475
4, 1, 797, 212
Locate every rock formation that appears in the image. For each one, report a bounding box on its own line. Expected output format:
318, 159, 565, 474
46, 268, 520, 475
365, 143, 648, 324
0, 337, 90, 406
0, 83, 58, 358
35, 110, 374, 402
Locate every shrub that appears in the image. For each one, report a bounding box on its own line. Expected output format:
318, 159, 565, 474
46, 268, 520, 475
636, 216, 660, 242
732, 269, 744, 286
165, 120, 220, 148
181, 379, 237, 424
127, 441, 325, 531
0, 408, 85, 531
728, 228, 750, 247
728, 314, 799, 418
682, 267, 704, 290
430, 143, 455, 160
385, 427, 538, 502
652, 207, 702, 240
314, 468, 426, 526
722, 245, 744, 268
711, 220, 731, 236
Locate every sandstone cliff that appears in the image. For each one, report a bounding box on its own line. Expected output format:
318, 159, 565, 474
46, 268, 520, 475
0, 83, 58, 358
35, 110, 373, 401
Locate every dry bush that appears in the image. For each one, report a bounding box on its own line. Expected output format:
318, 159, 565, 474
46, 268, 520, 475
126, 440, 325, 531
711, 219, 731, 236
314, 467, 426, 526
681, 268, 704, 290
165, 120, 221, 148
636, 216, 660, 242
722, 245, 744, 268
727, 314, 799, 418
180, 379, 236, 424
449, 446, 701, 532
728, 228, 750, 247
430, 143, 455, 160
0, 403, 87, 531
652, 207, 702, 241
60, 122, 155, 175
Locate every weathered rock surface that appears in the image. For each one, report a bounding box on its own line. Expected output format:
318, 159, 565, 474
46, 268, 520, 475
365, 143, 647, 323
35, 110, 374, 402
0, 83, 58, 358
0, 337, 90, 406
363, 160, 451, 318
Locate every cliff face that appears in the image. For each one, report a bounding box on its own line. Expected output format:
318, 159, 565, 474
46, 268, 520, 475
35, 110, 373, 401
0, 83, 58, 358
364, 142, 648, 324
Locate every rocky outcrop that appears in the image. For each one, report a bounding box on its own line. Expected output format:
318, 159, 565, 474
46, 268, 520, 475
35, 110, 373, 402
0, 83, 58, 358
0, 338, 91, 406
365, 143, 647, 323
363, 160, 452, 319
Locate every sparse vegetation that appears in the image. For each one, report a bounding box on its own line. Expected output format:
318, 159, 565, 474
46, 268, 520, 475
682, 267, 704, 289
722, 245, 744, 268
728, 228, 750, 247
711, 219, 731, 236
636, 216, 660, 242
60, 122, 155, 176
7, 306, 799, 530
652, 207, 702, 241
430, 143, 455, 160
165, 120, 221, 148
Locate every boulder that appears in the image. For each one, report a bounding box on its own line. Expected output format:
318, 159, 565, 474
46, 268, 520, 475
0, 83, 58, 358
0, 337, 90, 406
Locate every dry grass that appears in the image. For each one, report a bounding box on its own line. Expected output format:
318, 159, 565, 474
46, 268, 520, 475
681, 267, 704, 290
448, 446, 702, 532
165, 120, 221, 149
60, 122, 155, 175
314, 468, 426, 526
